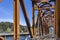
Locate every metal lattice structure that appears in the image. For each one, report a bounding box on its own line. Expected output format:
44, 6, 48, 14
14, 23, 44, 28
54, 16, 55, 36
1, 0, 60, 40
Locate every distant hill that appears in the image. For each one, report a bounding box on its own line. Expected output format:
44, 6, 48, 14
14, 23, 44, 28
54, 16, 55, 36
0, 22, 29, 33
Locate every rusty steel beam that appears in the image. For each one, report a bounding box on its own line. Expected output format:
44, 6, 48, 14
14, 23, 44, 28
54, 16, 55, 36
44, 23, 48, 35
42, 20, 46, 35
32, 4, 34, 36
55, 0, 60, 40
41, 0, 49, 4
32, 3, 36, 36
43, 17, 49, 35
41, 0, 48, 2
46, 23, 49, 34
39, 14, 43, 36
34, 6, 54, 11
36, 16, 38, 28
38, 7, 44, 36
20, 0, 33, 38
35, 7, 42, 36
14, 0, 20, 40
36, 7, 41, 28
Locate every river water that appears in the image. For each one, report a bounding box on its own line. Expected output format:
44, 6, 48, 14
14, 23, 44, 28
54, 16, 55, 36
6, 35, 30, 40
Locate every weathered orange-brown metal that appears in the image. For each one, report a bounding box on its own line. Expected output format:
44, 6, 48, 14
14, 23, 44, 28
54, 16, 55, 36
46, 23, 49, 34
42, 20, 46, 35
55, 0, 60, 40
41, 0, 48, 2
36, 7, 41, 28
14, 0, 20, 40
20, 0, 33, 38
35, 7, 42, 35
32, 2, 37, 37
38, 9, 42, 35
32, 6, 35, 36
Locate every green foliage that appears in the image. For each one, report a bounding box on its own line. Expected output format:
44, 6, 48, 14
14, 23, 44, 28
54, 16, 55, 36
0, 22, 28, 33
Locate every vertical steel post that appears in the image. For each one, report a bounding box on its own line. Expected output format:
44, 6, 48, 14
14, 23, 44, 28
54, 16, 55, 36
35, 7, 42, 36
38, 7, 42, 36
32, 3, 35, 36
42, 21, 46, 35
14, 0, 20, 40
38, 11, 41, 36
55, 0, 60, 40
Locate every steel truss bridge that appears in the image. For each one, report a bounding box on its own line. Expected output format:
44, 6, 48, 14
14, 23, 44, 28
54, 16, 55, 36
0, 0, 60, 40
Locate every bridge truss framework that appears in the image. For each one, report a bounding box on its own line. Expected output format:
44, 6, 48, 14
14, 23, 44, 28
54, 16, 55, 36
0, 0, 60, 40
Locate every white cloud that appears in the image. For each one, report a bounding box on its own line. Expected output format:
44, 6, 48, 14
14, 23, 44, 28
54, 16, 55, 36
20, 22, 26, 26
0, 19, 13, 23
0, 19, 27, 26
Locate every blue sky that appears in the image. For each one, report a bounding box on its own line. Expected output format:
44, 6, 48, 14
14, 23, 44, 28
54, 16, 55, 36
0, 0, 32, 26
0, 0, 54, 26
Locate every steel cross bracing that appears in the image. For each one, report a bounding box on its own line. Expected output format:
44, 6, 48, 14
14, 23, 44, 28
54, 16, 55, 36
1, 0, 60, 40
31, 0, 56, 40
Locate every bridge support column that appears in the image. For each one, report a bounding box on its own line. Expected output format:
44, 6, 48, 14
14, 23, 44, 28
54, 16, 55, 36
55, 0, 60, 40
38, 7, 42, 36
32, 3, 36, 37
14, 0, 20, 40
42, 25, 45, 35
44, 23, 49, 35
32, 4, 35, 36
35, 7, 42, 36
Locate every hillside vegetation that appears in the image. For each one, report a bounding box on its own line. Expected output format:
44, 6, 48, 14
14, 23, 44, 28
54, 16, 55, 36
0, 22, 29, 33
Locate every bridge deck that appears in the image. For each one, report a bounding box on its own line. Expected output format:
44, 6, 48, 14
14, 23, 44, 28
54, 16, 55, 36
0, 32, 29, 36
27, 34, 56, 40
